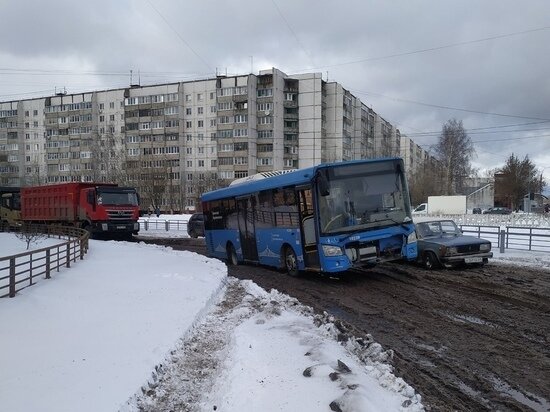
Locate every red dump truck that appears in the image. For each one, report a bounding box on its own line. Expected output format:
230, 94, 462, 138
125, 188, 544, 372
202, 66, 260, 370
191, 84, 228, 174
20, 183, 140, 237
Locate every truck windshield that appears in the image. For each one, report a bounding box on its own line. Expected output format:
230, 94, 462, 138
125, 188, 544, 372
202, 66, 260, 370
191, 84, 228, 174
97, 191, 138, 206
317, 162, 411, 235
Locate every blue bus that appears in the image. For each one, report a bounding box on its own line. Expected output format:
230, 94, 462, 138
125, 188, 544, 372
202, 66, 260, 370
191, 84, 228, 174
201, 158, 417, 276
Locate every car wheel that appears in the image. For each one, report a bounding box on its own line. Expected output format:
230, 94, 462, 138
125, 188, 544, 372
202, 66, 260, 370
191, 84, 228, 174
423, 251, 440, 270
226, 243, 238, 265
189, 229, 198, 239
283, 246, 300, 277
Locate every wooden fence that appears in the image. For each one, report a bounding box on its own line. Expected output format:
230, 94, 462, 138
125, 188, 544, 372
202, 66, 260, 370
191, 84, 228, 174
0, 225, 90, 298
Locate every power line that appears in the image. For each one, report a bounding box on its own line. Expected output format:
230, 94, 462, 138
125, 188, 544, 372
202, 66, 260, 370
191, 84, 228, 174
352, 89, 550, 121
404, 120, 550, 137
289, 25, 550, 72
271, 0, 314, 67
145, 0, 213, 72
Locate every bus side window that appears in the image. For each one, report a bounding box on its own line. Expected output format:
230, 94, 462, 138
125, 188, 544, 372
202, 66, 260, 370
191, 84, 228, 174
256, 190, 274, 229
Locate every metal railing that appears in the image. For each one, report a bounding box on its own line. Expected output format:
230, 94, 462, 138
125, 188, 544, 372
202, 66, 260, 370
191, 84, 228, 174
460, 224, 550, 253
139, 218, 189, 233
0, 225, 90, 298
442, 213, 550, 228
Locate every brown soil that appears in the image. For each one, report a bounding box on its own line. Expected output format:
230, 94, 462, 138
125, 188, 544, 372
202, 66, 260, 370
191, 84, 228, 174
140, 237, 550, 412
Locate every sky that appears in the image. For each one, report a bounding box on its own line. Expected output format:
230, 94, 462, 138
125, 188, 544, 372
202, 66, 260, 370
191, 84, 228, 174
0, 233, 424, 412
1, 1, 550, 181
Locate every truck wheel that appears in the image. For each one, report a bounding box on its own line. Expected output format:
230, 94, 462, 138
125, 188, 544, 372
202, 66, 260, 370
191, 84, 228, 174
424, 251, 440, 270
283, 246, 300, 277
226, 243, 238, 265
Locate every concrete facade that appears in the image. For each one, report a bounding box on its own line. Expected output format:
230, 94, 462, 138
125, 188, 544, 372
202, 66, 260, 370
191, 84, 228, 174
1, 67, 430, 211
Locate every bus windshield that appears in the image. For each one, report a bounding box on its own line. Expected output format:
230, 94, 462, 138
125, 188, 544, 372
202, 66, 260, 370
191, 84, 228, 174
318, 161, 411, 235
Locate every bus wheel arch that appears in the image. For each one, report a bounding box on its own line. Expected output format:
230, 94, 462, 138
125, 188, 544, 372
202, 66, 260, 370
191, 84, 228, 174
226, 242, 238, 265
281, 244, 300, 277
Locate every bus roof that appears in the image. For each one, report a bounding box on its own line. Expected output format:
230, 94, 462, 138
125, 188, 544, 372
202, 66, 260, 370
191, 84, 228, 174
201, 157, 402, 202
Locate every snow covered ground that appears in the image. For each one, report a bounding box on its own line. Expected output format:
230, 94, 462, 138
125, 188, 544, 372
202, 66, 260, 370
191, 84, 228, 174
1, 233, 423, 412
2, 227, 549, 412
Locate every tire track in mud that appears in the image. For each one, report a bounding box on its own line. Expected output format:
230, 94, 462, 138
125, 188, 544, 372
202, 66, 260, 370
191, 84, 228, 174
143, 237, 550, 412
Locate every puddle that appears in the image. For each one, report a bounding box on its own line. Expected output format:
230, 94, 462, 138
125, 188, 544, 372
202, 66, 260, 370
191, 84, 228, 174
491, 376, 550, 412
325, 305, 355, 324
455, 380, 492, 408
444, 312, 496, 327
415, 342, 447, 355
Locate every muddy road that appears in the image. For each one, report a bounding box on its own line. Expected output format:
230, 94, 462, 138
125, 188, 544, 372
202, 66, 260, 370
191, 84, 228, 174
140, 237, 550, 412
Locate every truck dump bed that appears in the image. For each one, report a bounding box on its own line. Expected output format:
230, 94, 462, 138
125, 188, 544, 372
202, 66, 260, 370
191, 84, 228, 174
21, 183, 115, 222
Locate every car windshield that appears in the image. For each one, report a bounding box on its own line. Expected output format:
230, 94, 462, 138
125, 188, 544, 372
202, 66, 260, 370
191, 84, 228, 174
317, 160, 411, 235
417, 220, 460, 238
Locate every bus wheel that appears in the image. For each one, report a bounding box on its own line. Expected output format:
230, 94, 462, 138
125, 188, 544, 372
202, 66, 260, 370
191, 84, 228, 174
283, 246, 299, 277
227, 243, 238, 265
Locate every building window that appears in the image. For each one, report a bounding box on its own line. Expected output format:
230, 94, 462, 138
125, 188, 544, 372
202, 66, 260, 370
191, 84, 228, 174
198, 120, 204, 128
186, 108, 192, 115
257, 157, 273, 166
185, 94, 192, 102
186, 121, 192, 128
257, 89, 273, 97
198, 160, 204, 167
235, 114, 248, 123
197, 93, 203, 101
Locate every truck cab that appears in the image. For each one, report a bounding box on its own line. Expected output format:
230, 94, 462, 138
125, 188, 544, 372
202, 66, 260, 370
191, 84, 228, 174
80, 186, 140, 237
412, 203, 428, 216
0, 188, 21, 228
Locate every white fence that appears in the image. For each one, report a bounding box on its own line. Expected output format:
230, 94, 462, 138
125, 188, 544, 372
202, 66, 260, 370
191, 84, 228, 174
460, 225, 550, 253
138, 217, 190, 236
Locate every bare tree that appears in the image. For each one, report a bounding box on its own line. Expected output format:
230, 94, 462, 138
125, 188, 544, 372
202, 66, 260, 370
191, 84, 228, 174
433, 119, 475, 195
15, 223, 46, 250
186, 171, 226, 211
497, 154, 542, 210
408, 158, 445, 206
89, 126, 127, 184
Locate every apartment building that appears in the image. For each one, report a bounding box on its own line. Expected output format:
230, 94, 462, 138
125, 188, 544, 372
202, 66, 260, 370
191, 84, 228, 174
1, 67, 419, 212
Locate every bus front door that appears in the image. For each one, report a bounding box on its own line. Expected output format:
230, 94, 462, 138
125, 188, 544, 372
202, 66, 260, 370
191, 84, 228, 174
298, 187, 320, 269
237, 196, 259, 262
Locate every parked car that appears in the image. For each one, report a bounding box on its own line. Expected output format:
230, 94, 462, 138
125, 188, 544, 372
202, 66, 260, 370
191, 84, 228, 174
415, 219, 493, 269
483, 207, 512, 215
187, 213, 205, 238
472, 207, 482, 214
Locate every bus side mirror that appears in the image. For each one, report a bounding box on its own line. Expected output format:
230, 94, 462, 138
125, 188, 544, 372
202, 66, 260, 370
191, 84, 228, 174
317, 171, 330, 197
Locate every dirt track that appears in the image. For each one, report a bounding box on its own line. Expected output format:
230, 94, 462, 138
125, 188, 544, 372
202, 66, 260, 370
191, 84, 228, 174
140, 237, 550, 412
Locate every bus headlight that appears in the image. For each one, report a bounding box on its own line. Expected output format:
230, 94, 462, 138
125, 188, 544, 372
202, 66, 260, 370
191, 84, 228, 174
407, 231, 417, 243
322, 245, 343, 257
